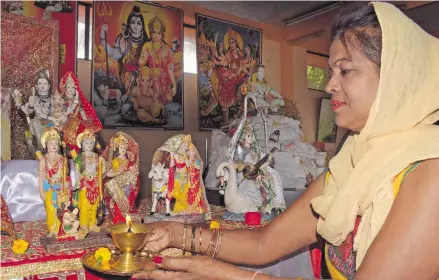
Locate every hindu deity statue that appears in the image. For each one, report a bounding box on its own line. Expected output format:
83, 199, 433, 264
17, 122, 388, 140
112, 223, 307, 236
168, 135, 190, 214
59, 72, 102, 153
227, 121, 286, 214
186, 143, 209, 214
100, 5, 149, 91
14, 70, 53, 150
123, 67, 164, 124
38, 128, 70, 237
248, 65, 284, 113
103, 132, 140, 224
49, 90, 67, 131
73, 127, 106, 235
138, 14, 177, 105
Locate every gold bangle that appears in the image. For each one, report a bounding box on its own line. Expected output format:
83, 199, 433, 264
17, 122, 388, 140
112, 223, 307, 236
212, 229, 222, 259
182, 224, 187, 255
206, 229, 217, 257
190, 226, 196, 254
199, 227, 202, 253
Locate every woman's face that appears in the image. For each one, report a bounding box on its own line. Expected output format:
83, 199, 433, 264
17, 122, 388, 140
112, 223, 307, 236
82, 139, 95, 152
47, 139, 59, 153
66, 83, 76, 99
244, 132, 254, 145
118, 143, 128, 156
188, 147, 196, 159
151, 28, 162, 42
37, 78, 49, 93
229, 39, 236, 50
326, 39, 380, 132
129, 16, 143, 35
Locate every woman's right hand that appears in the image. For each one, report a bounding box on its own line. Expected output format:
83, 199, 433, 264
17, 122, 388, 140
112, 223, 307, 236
142, 222, 176, 253
40, 191, 45, 201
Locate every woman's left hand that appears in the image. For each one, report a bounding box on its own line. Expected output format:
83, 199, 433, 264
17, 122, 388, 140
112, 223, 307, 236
132, 255, 251, 280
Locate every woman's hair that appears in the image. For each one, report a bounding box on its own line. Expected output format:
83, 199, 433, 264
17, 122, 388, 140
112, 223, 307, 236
331, 4, 382, 69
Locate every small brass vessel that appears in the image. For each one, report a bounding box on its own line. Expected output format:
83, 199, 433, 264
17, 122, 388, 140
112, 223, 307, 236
109, 223, 151, 273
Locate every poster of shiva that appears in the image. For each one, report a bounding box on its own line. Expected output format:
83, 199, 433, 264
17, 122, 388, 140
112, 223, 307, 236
93, 1, 184, 129
196, 14, 262, 130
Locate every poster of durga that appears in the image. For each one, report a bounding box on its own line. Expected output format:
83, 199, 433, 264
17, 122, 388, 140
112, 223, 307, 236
196, 14, 262, 130
93, 1, 184, 129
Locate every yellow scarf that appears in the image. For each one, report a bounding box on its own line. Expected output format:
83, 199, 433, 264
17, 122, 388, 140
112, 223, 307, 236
311, 2, 439, 269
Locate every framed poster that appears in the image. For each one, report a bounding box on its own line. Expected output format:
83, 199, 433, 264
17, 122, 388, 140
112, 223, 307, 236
93, 1, 184, 129
1, 12, 59, 159
317, 98, 337, 143
196, 14, 262, 130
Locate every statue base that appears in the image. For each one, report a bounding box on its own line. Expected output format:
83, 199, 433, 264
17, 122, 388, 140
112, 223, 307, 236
221, 211, 275, 222
41, 231, 113, 254
143, 213, 206, 224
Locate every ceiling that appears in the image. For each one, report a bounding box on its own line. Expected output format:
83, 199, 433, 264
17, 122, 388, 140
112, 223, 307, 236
188, 1, 439, 55
187, 1, 337, 26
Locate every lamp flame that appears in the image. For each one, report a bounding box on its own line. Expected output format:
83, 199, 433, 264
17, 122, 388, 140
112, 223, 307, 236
126, 215, 132, 232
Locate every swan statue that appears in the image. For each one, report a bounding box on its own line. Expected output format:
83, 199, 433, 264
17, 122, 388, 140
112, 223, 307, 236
216, 162, 259, 213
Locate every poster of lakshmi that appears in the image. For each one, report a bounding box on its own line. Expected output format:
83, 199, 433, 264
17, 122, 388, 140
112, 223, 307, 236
196, 14, 262, 130
93, 1, 184, 129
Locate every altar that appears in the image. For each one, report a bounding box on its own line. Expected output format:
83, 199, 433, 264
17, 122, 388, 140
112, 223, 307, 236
1, 161, 313, 279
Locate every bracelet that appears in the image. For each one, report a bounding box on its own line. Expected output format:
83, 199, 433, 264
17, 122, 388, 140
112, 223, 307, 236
199, 227, 202, 253
212, 229, 223, 259
250, 271, 262, 280
182, 224, 187, 255
190, 226, 196, 254
206, 229, 217, 257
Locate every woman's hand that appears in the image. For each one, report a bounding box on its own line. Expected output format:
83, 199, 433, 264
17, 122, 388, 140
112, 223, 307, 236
133, 255, 251, 280
142, 222, 174, 253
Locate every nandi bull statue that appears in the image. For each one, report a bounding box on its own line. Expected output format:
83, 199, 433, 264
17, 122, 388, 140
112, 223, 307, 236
149, 163, 170, 216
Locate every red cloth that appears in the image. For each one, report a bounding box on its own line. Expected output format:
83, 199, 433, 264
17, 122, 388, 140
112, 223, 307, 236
167, 167, 175, 199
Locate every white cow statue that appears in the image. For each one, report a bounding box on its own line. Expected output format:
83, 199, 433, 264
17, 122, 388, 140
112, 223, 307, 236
148, 163, 171, 215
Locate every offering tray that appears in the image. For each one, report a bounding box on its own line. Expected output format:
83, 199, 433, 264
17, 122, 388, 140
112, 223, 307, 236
81, 249, 157, 276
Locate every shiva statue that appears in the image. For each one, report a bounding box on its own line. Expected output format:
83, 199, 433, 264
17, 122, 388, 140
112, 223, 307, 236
14, 70, 54, 152
38, 128, 70, 237
72, 126, 106, 236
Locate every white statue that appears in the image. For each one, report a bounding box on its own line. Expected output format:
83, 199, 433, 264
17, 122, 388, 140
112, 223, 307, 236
216, 162, 259, 213
148, 163, 171, 216
248, 65, 284, 113
48, 90, 68, 130
13, 70, 53, 148
221, 115, 286, 215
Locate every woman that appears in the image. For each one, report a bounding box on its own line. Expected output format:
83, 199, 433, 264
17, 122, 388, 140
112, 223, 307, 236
59, 72, 102, 152
100, 5, 149, 90
138, 14, 177, 105
103, 132, 140, 224
135, 3, 439, 280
